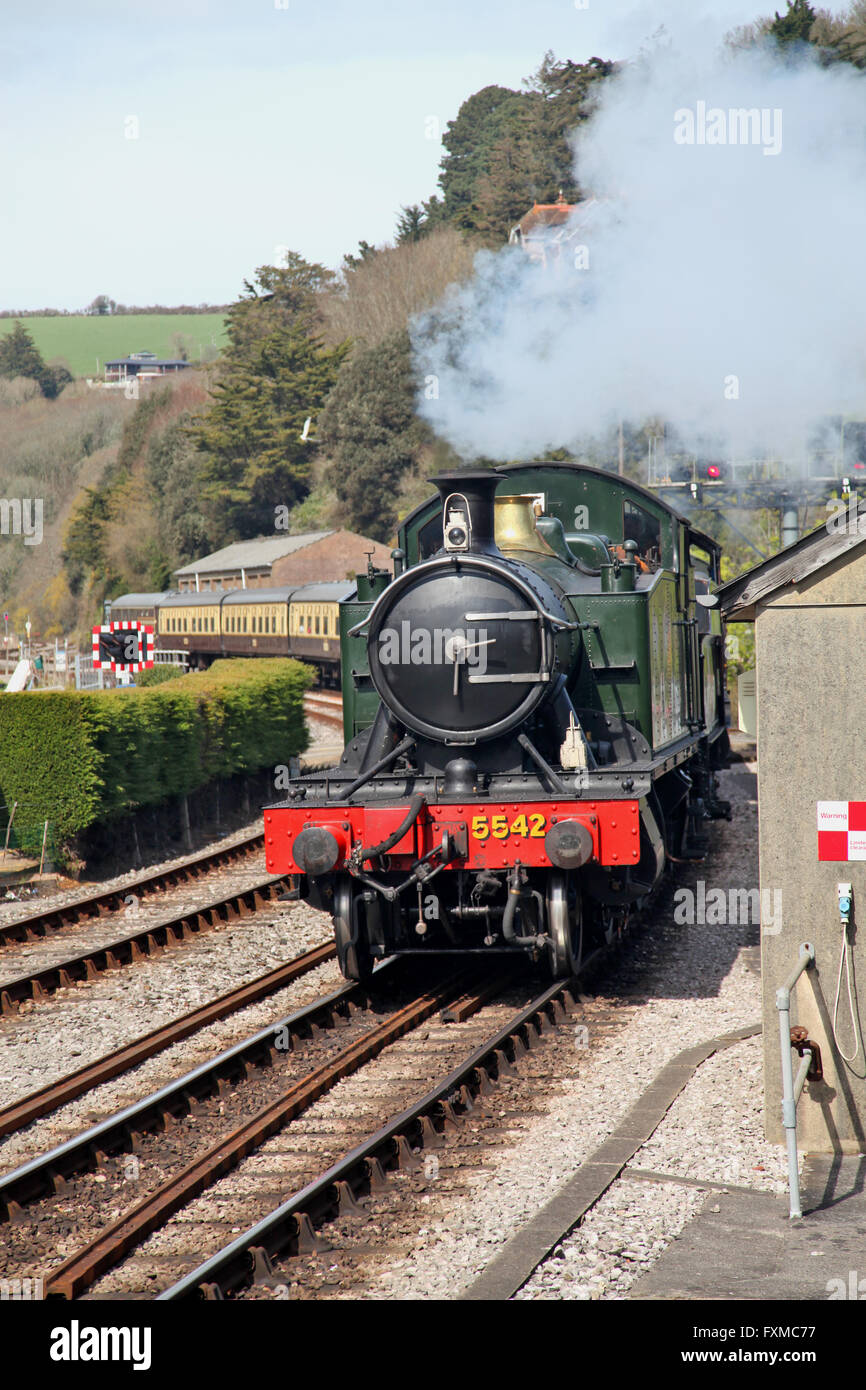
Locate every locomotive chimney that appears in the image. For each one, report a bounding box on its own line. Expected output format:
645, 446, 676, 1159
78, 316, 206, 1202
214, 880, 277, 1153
430, 470, 504, 557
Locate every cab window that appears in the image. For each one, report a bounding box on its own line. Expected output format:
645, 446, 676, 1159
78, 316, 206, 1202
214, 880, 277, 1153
623, 500, 661, 569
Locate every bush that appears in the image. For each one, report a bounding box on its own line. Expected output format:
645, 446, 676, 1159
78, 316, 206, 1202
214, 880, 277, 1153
0, 658, 312, 855
135, 664, 184, 686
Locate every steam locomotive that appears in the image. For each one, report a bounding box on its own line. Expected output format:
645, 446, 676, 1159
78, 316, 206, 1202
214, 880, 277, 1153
265, 464, 729, 979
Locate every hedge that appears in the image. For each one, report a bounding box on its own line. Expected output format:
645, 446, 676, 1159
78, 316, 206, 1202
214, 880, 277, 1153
0, 658, 312, 854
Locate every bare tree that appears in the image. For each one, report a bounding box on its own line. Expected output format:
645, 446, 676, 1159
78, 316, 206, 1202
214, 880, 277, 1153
322, 227, 479, 351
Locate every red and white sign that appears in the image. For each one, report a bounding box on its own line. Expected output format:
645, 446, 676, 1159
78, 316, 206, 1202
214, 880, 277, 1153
817, 801, 866, 861
92, 622, 154, 673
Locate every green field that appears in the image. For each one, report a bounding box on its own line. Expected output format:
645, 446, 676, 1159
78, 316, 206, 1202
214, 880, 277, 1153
0, 313, 229, 378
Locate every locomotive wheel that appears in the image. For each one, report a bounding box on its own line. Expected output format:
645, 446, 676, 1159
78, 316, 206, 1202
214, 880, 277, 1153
333, 879, 374, 982
546, 871, 582, 978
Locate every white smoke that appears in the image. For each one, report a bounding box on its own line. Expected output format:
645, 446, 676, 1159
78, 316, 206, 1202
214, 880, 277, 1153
412, 27, 866, 465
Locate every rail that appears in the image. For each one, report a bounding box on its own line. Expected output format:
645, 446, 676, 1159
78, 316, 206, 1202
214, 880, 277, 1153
776, 941, 817, 1219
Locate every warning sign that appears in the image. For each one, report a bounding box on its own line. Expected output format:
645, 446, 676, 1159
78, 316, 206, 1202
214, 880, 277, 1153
817, 802, 866, 861
92, 622, 154, 673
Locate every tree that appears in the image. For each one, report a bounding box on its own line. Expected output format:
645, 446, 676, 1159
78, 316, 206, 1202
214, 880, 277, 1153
524, 53, 615, 198
87, 294, 117, 315
0, 321, 48, 382
829, 0, 866, 66
395, 205, 429, 244
0, 320, 70, 398
342, 240, 379, 272
768, 0, 818, 43
472, 120, 545, 241
189, 321, 350, 538
61, 488, 113, 593
324, 227, 477, 350
430, 57, 615, 242
147, 417, 213, 564
437, 85, 528, 232
224, 253, 335, 358
185, 252, 349, 538
319, 329, 432, 541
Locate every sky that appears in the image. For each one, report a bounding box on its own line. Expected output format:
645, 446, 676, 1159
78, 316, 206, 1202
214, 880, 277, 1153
0, 0, 768, 311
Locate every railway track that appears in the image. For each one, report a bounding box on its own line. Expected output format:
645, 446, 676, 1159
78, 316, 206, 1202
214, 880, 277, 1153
0, 830, 265, 950
157, 972, 588, 1300
0, 913, 686, 1302
3, 943, 654, 1302
0, 873, 293, 1015
0, 962, 490, 1299
303, 691, 343, 731
0, 940, 336, 1140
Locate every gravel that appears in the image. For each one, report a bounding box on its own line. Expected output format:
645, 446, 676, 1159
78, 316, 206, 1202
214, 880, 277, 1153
362, 761, 782, 1300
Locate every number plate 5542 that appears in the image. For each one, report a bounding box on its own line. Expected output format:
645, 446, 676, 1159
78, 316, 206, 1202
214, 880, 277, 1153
471, 813, 547, 842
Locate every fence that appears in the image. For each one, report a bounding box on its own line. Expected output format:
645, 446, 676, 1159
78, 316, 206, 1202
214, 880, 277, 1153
0, 800, 61, 872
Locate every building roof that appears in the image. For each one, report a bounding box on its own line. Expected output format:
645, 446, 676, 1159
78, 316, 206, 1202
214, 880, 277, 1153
718, 502, 866, 621
174, 532, 334, 577
515, 195, 576, 237
109, 592, 173, 606
510, 196, 607, 245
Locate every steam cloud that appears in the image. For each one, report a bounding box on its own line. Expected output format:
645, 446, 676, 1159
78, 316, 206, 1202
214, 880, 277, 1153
412, 26, 866, 465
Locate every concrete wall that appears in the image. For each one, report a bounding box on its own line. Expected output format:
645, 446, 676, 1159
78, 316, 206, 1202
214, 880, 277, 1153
758, 547, 866, 1150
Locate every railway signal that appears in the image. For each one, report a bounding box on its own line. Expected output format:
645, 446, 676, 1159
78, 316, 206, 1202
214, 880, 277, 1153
92, 622, 154, 672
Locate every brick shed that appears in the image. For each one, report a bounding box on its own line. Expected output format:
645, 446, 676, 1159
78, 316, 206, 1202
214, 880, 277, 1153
174, 530, 391, 593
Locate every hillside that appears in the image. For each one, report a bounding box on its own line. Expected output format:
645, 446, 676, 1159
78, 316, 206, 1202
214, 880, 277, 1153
0, 314, 229, 378
0, 371, 213, 641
